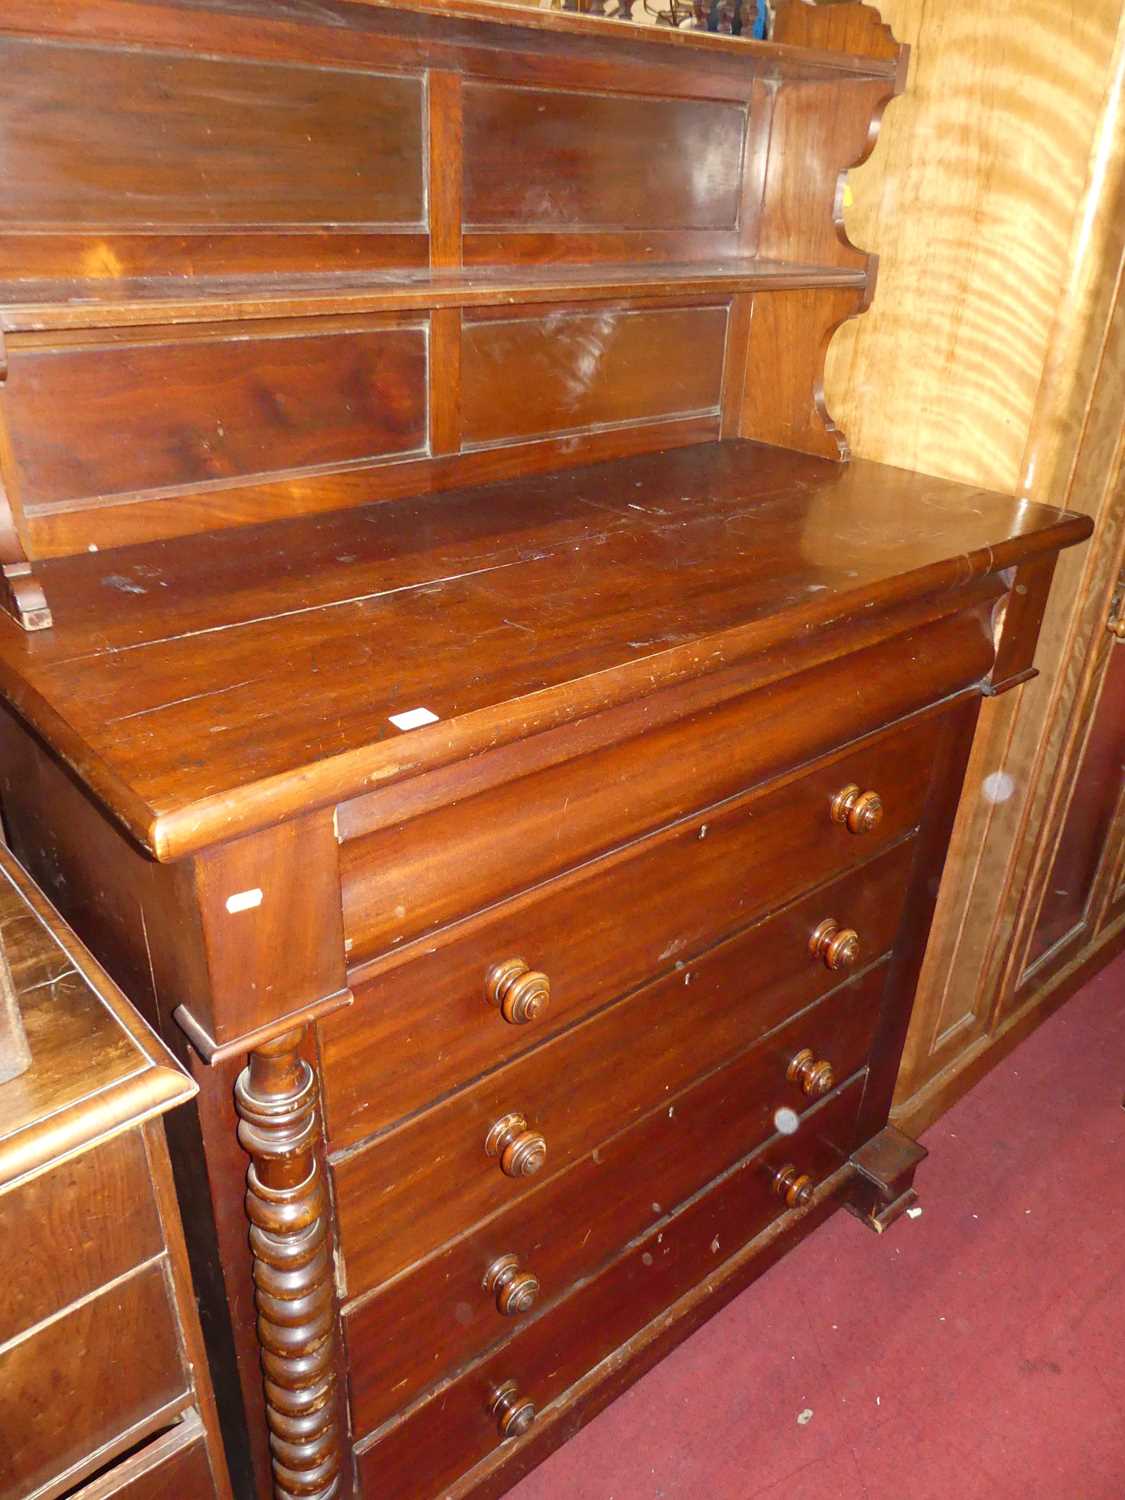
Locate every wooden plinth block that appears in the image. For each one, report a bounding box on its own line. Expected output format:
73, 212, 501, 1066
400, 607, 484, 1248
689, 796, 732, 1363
845, 1123, 928, 1234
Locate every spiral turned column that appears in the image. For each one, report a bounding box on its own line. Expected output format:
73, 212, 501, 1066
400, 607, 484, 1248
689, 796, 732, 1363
235, 1028, 343, 1500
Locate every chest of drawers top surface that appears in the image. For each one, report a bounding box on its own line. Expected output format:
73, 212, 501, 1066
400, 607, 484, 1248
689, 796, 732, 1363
0, 439, 1089, 863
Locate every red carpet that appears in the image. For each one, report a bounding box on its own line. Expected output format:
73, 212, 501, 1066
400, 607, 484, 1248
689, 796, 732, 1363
509, 951, 1125, 1500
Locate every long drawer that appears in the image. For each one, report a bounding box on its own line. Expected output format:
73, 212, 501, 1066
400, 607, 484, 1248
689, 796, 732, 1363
354, 1078, 866, 1500
343, 963, 885, 1437
331, 838, 913, 1296
338, 603, 995, 962
322, 709, 946, 1149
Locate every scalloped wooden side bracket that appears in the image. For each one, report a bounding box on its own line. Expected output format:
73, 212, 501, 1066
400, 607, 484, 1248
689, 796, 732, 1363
735, 284, 866, 460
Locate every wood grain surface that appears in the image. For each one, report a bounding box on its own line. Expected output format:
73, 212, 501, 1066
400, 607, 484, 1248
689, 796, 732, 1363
825, 0, 1122, 492
0, 442, 1088, 861
886, 2, 1125, 1122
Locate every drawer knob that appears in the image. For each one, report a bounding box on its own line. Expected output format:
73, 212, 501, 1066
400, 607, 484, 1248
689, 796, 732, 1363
491, 1380, 536, 1440
486, 958, 551, 1026
787, 1047, 835, 1098
1108, 611, 1125, 642
809, 918, 860, 971
829, 783, 884, 834
483, 1253, 541, 1316
769, 1162, 814, 1209
485, 1112, 548, 1178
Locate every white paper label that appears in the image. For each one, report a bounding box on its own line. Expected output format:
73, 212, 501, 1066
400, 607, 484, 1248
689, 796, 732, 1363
226, 888, 263, 914
388, 706, 440, 732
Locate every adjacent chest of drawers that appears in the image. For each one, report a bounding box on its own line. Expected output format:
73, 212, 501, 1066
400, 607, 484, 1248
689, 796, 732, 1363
0, 845, 231, 1500
0, 1, 1093, 1497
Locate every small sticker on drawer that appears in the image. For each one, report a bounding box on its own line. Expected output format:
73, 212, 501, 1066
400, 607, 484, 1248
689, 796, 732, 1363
388, 706, 440, 732
226, 888, 263, 914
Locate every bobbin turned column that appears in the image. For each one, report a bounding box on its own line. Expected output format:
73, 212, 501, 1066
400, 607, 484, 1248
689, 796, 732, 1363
236, 1027, 344, 1500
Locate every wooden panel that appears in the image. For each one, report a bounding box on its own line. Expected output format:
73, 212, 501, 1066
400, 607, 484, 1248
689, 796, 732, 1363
22, 414, 719, 559
0, 37, 424, 231
171, 811, 348, 1047
329, 716, 948, 1140
0, 1261, 186, 1499
4, 322, 427, 511
460, 305, 727, 447
343, 975, 880, 1435
353, 1080, 864, 1500
330, 844, 912, 1292
462, 83, 746, 232
0, 1132, 161, 1344
338, 621, 986, 965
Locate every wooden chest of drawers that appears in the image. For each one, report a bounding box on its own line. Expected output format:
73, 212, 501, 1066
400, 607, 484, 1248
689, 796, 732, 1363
0, 2, 1094, 1498
0, 844, 231, 1500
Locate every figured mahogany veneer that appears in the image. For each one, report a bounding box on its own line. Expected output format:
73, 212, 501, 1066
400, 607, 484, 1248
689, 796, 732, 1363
0, 3, 1095, 1499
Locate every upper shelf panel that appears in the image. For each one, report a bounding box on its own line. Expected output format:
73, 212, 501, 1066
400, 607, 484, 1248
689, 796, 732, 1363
0, 261, 869, 333
0, 0, 905, 281
0, 0, 906, 600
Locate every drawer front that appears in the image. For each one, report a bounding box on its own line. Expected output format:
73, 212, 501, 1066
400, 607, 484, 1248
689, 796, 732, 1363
344, 963, 885, 1437
339, 604, 994, 963
71, 1418, 216, 1499
0, 1261, 187, 1499
332, 838, 913, 1296
354, 1079, 865, 1500
324, 708, 948, 1149
0, 1131, 163, 1344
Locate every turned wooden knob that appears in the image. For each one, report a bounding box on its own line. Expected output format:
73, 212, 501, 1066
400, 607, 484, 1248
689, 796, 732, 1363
1108, 610, 1125, 642
787, 1046, 835, 1098
829, 782, 884, 834
491, 1380, 536, 1439
768, 1162, 814, 1209
483, 1253, 540, 1316
485, 958, 551, 1026
485, 1113, 547, 1178
809, 918, 860, 971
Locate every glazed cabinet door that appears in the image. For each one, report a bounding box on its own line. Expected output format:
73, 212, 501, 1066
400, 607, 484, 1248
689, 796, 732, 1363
1020, 576, 1125, 986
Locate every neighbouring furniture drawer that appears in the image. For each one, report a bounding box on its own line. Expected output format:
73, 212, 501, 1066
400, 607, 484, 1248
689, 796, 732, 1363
342, 964, 885, 1436
0, 1260, 188, 1499
70, 1414, 214, 1499
331, 838, 912, 1296
338, 606, 994, 962
0, 1131, 162, 1344
354, 1078, 866, 1500
323, 710, 947, 1148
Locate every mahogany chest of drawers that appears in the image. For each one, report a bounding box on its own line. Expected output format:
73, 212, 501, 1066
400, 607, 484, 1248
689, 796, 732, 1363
0, 843, 231, 1500
0, 1, 1092, 1497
